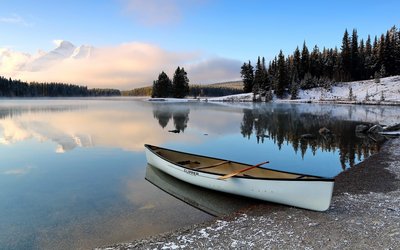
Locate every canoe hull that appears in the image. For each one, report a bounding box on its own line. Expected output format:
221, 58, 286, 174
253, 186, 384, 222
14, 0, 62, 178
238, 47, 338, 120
145, 146, 334, 211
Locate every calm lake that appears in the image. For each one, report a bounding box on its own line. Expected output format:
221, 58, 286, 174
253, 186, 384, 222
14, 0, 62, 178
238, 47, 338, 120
0, 98, 389, 249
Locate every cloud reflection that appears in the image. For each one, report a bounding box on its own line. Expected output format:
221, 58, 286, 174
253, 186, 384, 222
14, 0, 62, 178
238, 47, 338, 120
3, 165, 34, 175
1, 100, 240, 152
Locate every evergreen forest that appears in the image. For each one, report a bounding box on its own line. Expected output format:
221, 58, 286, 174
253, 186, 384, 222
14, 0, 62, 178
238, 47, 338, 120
0, 76, 121, 97
241, 26, 400, 99
151, 67, 190, 98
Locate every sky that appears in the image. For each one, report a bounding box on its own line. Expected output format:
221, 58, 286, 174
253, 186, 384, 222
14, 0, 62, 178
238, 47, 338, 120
0, 0, 399, 89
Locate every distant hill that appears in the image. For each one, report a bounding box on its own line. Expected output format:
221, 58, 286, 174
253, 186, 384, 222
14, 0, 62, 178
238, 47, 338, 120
122, 80, 244, 97
202, 80, 244, 90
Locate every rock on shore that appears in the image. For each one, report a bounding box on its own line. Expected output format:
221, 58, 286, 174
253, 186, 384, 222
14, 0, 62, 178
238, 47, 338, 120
99, 138, 400, 249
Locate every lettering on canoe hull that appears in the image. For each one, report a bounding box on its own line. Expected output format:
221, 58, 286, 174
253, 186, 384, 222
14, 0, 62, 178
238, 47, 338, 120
184, 169, 199, 176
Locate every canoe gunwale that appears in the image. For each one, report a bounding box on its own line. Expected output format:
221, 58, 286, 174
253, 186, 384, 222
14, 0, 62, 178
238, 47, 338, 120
144, 144, 334, 182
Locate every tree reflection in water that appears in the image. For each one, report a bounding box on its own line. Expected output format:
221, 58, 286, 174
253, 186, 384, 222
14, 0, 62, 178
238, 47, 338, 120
240, 106, 384, 170
152, 103, 190, 133
151, 102, 385, 171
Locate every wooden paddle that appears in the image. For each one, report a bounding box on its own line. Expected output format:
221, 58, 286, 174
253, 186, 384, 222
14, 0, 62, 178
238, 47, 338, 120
218, 161, 269, 180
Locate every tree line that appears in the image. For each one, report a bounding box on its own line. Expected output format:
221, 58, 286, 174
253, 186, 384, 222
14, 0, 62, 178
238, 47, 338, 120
241, 26, 400, 99
122, 86, 152, 96
123, 84, 243, 97
152, 67, 189, 98
189, 85, 243, 97
0, 76, 121, 97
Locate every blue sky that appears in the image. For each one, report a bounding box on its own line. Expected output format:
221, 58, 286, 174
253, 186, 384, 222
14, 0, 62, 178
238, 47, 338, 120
0, 0, 399, 89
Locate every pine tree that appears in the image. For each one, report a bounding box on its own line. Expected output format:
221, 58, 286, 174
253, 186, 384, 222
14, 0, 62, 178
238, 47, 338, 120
293, 46, 301, 79
151, 80, 159, 98
290, 69, 300, 99
332, 47, 341, 81
348, 86, 354, 101
300, 41, 310, 79
351, 29, 360, 80
172, 67, 189, 98
310, 45, 321, 79
261, 57, 268, 91
364, 35, 374, 78
377, 34, 385, 75
152, 71, 172, 98
383, 28, 396, 76
276, 50, 287, 97
341, 29, 352, 81
324, 48, 336, 80
252, 57, 263, 95
358, 39, 366, 80
372, 35, 379, 74
240, 61, 254, 93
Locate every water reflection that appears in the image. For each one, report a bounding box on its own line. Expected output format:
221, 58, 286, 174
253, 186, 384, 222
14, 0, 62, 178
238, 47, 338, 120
152, 103, 190, 133
0, 102, 86, 120
145, 164, 257, 216
0, 100, 182, 151
239, 104, 383, 170
149, 102, 388, 171
0, 99, 396, 249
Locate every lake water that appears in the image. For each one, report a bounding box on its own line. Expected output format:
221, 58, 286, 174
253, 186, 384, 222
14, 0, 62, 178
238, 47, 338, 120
0, 98, 387, 249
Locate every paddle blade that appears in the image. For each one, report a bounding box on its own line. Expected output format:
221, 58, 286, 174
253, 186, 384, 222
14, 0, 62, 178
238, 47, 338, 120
218, 161, 269, 180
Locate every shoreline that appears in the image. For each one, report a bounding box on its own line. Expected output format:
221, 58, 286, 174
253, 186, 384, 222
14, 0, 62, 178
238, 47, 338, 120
145, 95, 400, 106
99, 137, 400, 249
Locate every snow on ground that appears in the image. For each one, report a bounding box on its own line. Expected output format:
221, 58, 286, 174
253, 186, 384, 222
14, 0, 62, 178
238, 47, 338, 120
297, 75, 400, 103
201, 75, 400, 104
204, 93, 253, 102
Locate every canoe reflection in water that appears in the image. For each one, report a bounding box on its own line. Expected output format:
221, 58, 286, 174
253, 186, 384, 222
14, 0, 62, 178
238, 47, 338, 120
145, 164, 259, 217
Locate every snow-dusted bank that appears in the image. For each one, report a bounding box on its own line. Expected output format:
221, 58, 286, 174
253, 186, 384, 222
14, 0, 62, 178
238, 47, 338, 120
203, 75, 400, 104
295, 75, 400, 104
147, 76, 400, 104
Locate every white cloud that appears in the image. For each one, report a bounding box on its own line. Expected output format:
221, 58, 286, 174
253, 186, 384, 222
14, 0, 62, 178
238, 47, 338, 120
0, 48, 31, 77
0, 41, 241, 89
0, 14, 33, 27
187, 57, 242, 84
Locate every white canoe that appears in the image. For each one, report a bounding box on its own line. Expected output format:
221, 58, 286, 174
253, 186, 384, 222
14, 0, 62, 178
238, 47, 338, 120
144, 144, 335, 211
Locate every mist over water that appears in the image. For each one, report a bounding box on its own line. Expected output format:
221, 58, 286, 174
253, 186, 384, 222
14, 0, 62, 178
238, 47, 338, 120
0, 98, 388, 249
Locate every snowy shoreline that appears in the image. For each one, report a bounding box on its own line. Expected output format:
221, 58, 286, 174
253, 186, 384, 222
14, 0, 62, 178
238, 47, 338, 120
147, 75, 400, 106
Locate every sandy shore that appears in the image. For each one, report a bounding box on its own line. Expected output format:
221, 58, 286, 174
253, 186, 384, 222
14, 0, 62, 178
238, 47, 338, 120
99, 137, 400, 249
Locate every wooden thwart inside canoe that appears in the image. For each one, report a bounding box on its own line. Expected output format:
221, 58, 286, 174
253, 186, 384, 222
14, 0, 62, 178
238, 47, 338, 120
218, 161, 269, 180
194, 160, 230, 170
